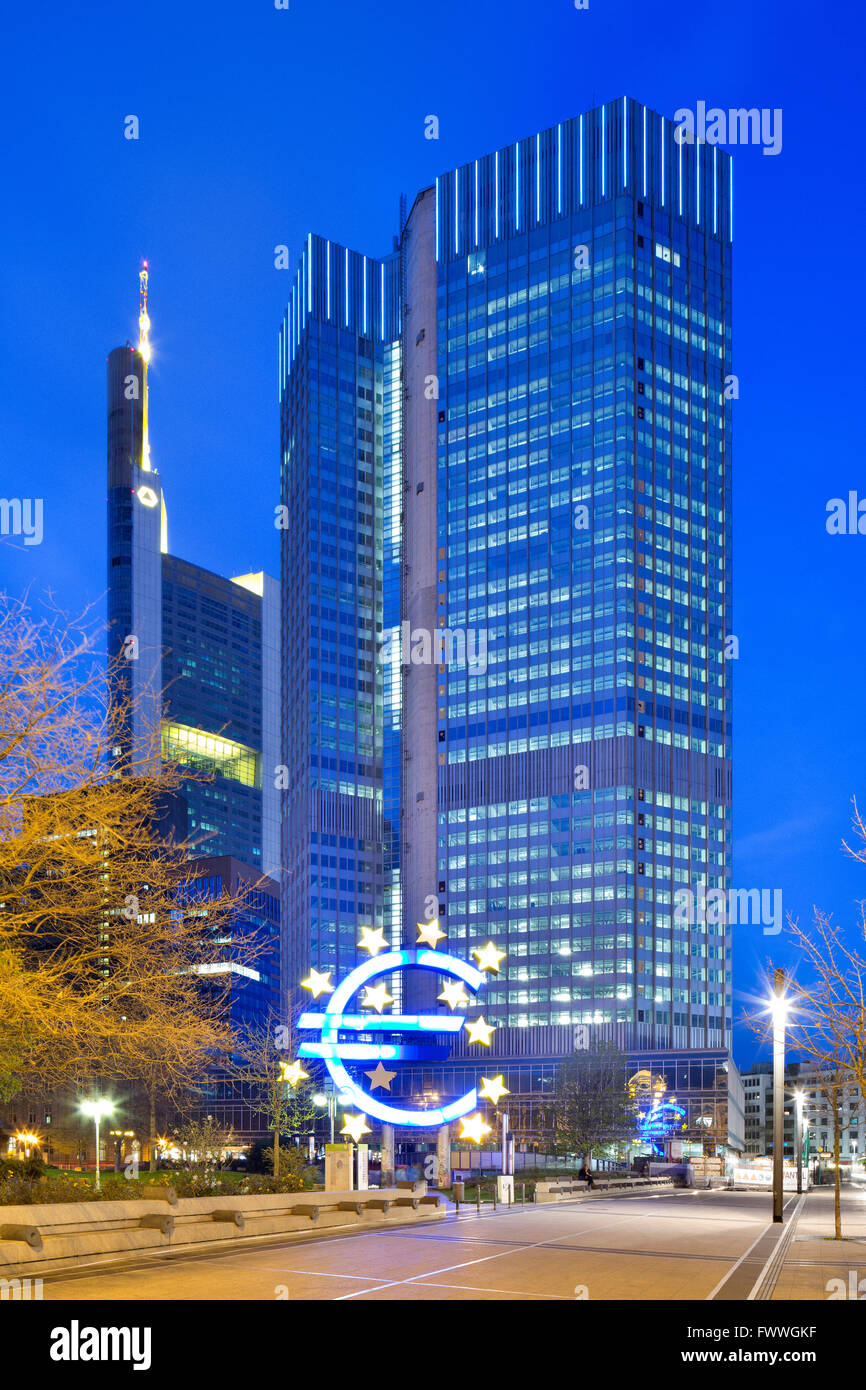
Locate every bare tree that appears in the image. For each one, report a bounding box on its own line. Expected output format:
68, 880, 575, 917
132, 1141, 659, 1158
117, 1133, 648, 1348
0, 593, 265, 1159
172, 1115, 237, 1173
223, 1011, 317, 1177
744, 804, 866, 1238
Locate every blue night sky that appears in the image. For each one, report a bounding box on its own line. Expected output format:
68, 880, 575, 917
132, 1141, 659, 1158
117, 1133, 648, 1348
2, 0, 864, 1067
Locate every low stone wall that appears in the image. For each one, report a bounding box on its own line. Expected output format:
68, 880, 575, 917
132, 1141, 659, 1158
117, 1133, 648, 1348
534, 1176, 674, 1203
0, 1188, 445, 1276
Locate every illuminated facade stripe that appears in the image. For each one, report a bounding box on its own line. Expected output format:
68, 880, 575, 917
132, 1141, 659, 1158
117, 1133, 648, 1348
298, 1011, 465, 1033
556, 122, 562, 213
454, 168, 459, 253
514, 141, 520, 230
642, 105, 647, 196
300, 1042, 452, 1061
406, 102, 732, 273
579, 113, 584, 204
622, 95, 627, 188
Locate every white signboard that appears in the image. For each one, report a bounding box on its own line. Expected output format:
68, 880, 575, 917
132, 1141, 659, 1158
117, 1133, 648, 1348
734, 1166, 798, 1190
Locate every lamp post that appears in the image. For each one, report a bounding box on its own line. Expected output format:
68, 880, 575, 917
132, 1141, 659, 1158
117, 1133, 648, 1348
793, 1089, 805, 1195
79, 1099, 114, 1191
770, 969, 788, 1223
313, 1092, 337, 1145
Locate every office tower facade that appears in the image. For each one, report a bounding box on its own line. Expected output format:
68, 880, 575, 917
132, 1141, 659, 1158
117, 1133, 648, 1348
279, 241, 400, 992
107, 337, 164, 768
282, 99, 737, 1150
106, 273, 284, 1074
415, 99, 733, 1052
743, 1062, 865, 1164
106, 276, 281, 879
178, 856, 282, 1138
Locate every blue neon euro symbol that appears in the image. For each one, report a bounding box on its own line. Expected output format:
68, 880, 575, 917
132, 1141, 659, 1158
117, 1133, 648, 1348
298, 949, 485, 1127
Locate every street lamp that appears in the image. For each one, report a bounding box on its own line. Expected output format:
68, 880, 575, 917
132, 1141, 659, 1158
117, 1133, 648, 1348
313, 1089, 352, 1146
792, 1089, 805, 1195
313, 1092, 336, 1145
769, 969, 789, 1223
14, 1131, 40, 1159
79, 1099, 114, 1191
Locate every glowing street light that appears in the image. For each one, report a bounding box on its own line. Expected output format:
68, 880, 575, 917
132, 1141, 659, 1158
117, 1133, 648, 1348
769, 969, 790, 1223
792, 1088, 805, 1195
313, 1091, 343, 1145
79, 1098, 114, 1191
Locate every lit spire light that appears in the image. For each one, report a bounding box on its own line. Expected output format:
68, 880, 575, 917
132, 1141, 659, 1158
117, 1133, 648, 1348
138, 260, 152, 471
138, 260, 151, 363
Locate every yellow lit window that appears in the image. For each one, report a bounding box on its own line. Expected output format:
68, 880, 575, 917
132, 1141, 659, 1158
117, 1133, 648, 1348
160, 721, 260, 788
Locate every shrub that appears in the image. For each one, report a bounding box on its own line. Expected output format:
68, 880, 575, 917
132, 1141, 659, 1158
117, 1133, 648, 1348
0, 1170, 178, 1205
0, 1173, 99, 1205
0, 1156, 47, 1181
245, 1139, 270, 1174
239, 1169, 314, 1195
169, 1171, 227, 1198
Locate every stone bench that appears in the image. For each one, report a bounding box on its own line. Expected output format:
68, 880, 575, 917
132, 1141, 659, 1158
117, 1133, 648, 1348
0, 1187, 445, 1276
534, 1175, 674, 1203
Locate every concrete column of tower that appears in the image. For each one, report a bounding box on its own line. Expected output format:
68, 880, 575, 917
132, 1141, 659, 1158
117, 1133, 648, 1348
399, 187, 440, 1012
437, 1123, 451, 1187
380, 1124, 395, 1187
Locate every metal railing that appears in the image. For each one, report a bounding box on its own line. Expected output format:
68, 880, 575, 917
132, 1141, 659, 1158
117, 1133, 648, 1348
451, 1181, 528, 1213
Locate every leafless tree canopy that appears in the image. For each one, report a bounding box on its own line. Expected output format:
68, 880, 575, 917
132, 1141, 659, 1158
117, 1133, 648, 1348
0, 593, 266, 1119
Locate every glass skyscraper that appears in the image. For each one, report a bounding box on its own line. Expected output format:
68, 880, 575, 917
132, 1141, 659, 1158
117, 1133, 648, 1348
279, 240, 400, 992
106, 280, 285, 1132
281, 99, 737, 1149
107, 307, 281, 879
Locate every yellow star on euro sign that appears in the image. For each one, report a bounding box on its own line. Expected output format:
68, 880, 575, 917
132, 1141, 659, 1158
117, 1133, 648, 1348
341, 1113, 371, 1143
479, 1074, 509, 1105
438, 979, 469, 1010
364, 1062, 397, 1092
459, 1112, 492, 1144
416, 919, 446, 948
465, 1015, 495, 1046
358, 926, 388, 956
301, 968, 334, 999
361, 982, 394, 1013
280, 1060, 309, 1087
472, 942, 506, 974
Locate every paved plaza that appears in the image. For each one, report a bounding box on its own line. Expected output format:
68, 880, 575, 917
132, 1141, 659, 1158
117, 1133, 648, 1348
33, 1186, 865, 1302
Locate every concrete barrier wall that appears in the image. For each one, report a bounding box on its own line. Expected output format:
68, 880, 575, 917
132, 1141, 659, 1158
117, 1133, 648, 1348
534, 1176, 674, 1203
0, 1188, 445, 1277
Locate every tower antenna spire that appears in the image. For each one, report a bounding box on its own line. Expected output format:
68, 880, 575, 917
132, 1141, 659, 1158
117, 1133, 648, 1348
138, 260, 151, 470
